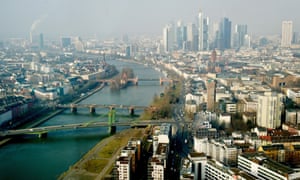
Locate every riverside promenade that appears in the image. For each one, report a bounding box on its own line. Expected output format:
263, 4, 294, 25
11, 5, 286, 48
59, 128, 145, 180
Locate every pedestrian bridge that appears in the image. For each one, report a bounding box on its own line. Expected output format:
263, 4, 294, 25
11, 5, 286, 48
0, 120, 191, 138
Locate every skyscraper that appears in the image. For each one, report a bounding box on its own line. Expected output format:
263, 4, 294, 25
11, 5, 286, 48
281, 21, 293, 47
163, 24, 175, 53
198, 10, 209, 51
187, 23, 198, 52
61, 37, 71, 48
175, 20, 183, 49
233, 24, 247, 49
216, 18, 231, 50
39, 33, 44, 49
207, 79, 216, 112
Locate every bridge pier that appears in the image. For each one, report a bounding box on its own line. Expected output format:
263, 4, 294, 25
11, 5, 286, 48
108, 126, 116, 135
71, 105, 77, 113
89, 106, 96, 114
159, 78, 164, 85
129, 107, 135, 116
38, 132, 48, 138
133, 77, 138, 85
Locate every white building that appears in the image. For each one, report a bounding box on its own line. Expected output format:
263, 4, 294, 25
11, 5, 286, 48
188, 153, 207, 180
256, 92, 284, 129
148, 157, 164, 180
205, 160, 237, 180
218, 114, 231, 128
238, 153, 300, 180
281, 21, 293, 47
286, 88, 300, 104
115, 156, 131, 180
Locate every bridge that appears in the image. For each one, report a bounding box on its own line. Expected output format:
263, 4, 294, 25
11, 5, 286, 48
55, 103, 148, 114
98, 77, 175, 86
0, 120, 191, 138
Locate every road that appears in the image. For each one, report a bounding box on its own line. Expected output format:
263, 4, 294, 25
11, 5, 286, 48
166, 81, 192, 180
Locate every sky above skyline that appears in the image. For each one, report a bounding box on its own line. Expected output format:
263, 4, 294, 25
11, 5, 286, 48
0, 0, 299, 40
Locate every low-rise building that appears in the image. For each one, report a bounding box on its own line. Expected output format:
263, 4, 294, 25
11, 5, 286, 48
238, 153, 300, 180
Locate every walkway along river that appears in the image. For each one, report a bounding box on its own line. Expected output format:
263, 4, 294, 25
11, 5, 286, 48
0, 59, 166, 180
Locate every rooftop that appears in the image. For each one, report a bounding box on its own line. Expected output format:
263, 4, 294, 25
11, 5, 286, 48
241, 153, 295, 175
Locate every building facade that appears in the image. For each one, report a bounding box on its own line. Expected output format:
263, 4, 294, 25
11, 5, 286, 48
256, 92, 284, 129
198, 10, 209, 51
207, 79, 216, 112
281, 21, 293, 47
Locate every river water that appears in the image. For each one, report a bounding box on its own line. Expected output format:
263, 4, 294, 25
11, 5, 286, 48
0, 60, 165, 180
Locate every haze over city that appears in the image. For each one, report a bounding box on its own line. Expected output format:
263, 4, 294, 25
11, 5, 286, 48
2, 0, 300, 179
1, 0, 300, 39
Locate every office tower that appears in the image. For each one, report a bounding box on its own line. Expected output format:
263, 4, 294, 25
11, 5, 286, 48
256, 92, 284, 129
181, 25, 188, 50
30, 32, 33, 44
216, 18, 231, 50
125, 46, 130, 57
39, 33, 44, 49
163, 24, 174, 53
292, 32, 299, 44
61, 37, 71, 48
281, 21, 293, 47
207, 79, 216, 112
122, 34, 129, 43
244, 34, 251, 48
187, 23, 198, 51
198, 10, 209, 51
176, 20, 184, 49
233, 24, 247, 49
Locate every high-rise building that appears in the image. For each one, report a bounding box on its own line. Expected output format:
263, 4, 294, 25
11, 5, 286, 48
244, 34, 251, 49
61, 37, 71, 48
39, 33, 44, 49
233, 24, 247, 49
281, 21, 293, 47
163, 24, 174, 53
215, 18, 231, 50
256, 92, 284, 129
207, 79, 216, 112
198, 10, 209, 51
187, 23, 198, 51
292, 32, 299, 44
176, 20, 184, 50
181, 25, 188, 50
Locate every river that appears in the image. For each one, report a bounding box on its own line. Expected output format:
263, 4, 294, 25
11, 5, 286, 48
0, 60, 165, 180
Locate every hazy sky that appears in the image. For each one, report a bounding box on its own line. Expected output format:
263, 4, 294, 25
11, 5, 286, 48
0, 0, 299, 39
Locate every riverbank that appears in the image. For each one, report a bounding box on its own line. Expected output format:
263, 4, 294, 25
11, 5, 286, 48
0, 83, 106, 147
59, 128, 145, 180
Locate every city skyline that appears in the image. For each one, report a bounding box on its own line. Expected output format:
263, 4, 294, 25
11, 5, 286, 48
0, 0, 299, 40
